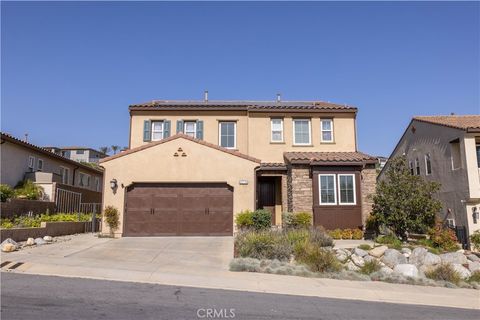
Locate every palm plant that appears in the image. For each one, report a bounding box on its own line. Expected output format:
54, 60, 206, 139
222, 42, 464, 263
99, 146, 110, 155
111, 145, 120, 155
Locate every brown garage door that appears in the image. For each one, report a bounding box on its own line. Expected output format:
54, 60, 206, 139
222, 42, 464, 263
124, 183, 233, 236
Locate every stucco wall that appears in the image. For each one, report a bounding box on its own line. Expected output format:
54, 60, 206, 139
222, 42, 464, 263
130, 111, 357, 163
100, 137, 258, 236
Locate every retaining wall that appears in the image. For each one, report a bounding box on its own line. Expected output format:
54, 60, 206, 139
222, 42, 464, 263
1, 199, 56, 219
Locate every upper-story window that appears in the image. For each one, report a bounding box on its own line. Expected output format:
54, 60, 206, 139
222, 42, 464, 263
37, 159, 44, 172
78, 172, 90, 188
415, 158, 420, 175
321, 119, 334, 142
476, 144, 480, 168
151, 121, 164, 141
94, 177, 101, 192
425, 153, 432, 175
270, 118, 284, 142
293, 119, 311, 145
28, 156, 35, 170
450, 140, 461, 170
219, 122, 236, 149
76, 150, 85, 154
184, 121, 197, 138
409, 160, 414, 175
60, 166, 70, 185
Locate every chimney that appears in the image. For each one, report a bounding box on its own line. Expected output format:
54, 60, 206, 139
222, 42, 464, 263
276, 93, 281, 103
204, 90, 209, 103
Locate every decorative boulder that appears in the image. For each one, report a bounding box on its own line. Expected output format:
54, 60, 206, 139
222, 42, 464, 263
354, 248, 368, 257
369, 245, 388, 258
35, 238, 46, 245
363, 255, 376, 263
467, 254, 480, 262
382, 249, 407, 268
25, 238, 35, 246
452, 264, 471, 279
345, 261, 360, 271
440, 252, 467, 265
380, 266, 394, 275
43, 236, 53, 242
409, 247, 428, 266
1, 243, 16, 252
335, 249, 350, 262
1, 238, 19, 250
422, 252, 441, 266
467, 261, 480, 273
401, 248, 412, 255
393, 264, 419, 278
350, 254, 365, 267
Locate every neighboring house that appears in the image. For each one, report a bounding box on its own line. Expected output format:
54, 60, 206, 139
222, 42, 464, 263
1, 132, 104, 211
100, 98, 377, 237
44, 146, 107, 163
376, 156, 388, 170
378, 115, 480, 243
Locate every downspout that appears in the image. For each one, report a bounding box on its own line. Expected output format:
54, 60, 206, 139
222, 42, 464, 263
354, 111, 358, 152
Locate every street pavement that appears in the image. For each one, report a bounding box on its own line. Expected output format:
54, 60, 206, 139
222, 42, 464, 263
1, 273, 479, 320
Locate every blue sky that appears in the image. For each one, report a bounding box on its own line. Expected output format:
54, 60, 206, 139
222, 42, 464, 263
2, 1, 479, 156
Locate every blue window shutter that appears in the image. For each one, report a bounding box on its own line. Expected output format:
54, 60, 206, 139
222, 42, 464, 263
143, 120, 151, 142
196, 120, 204, 140
164, 120, 171, 138
176, 120, 184, 134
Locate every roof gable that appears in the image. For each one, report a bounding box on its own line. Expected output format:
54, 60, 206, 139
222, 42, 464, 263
413, 115, 480, 132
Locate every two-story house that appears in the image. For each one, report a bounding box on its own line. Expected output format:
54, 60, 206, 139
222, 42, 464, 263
100, 98, 377, 237
378, 115, 480, 245
44, 146, 107, 164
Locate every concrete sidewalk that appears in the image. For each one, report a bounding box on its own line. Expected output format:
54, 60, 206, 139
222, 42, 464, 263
1, 234, 479, 310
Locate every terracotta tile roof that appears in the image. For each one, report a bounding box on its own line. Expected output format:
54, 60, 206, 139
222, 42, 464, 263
284, 151, 377, 165
259, 163, 288, 170
413, 115, 480, 132
0, 132, 103, 174
129, 100, 357, 113
100, 133, 261, 164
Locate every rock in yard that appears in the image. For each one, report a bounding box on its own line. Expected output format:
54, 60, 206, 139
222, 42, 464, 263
345, 261, 360, 271
350, 254, 365, 267
467, 261, 480, 273
422, 252, 441, 266
43, 236, 53, 242
382, 249, 407, 268
369, 245, 388, 258
363, 255, 376, 263
354, 247, 368, 257
440, 252, 467, 265
336, 252, 348, 262
467, 254, 480, 262
1, 238, 19, 249
401, 248, 412, 255
409, 247, 428, 266
1, 243, 16, 252
452, 264, 471, 279
35, 238, 46, 245
380, 266, 394, 275
393, 264, 419, 278
25, 238, 36, 246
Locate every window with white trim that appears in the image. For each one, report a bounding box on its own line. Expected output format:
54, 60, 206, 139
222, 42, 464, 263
415, 158, 420, 175
184, 121, 197, 138
338, 174, 356, 205
219, 122, 236, 149
78, 172, 90, 188
319, 174, 336, 205
37, 159, 44, 171
270, 118, 284, 142
28, 156, 35, 170
60, 167, 70, 185
321, 119, 334, 142
94, 177, 101, 192
293, 119, 311, 145
151, 121, 164, 141
425, 153, 432, 175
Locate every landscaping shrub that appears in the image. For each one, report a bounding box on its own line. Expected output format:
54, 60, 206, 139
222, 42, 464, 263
328, 229, 343, 240
291, 212, 312, 228
376, 235, 402, 249
282, 212, 294, 228
235, 230, 292, 260
467, 271, 480, 283
341, 229, 353, 240
0, 220, 14, 229
251, 209, 272, 230
0, 184, 14, 202
428, 222, 459, 252
104, 206, 120, 233
359, 260, 382, 275
235, 210, 254, 229
308, 227, 334, 248
358, 244, 372, 250
469, 230, 480, 252
0, 213, 94, 229
425, 264, 461, 285
294, 240, 341, 273
14, 180, 44, 200
284, 228, 309, 246
351, 228, 364, 240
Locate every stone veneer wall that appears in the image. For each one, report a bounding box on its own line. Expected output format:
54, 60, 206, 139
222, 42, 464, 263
360, 165, 377, 226
287, 165, 313, 213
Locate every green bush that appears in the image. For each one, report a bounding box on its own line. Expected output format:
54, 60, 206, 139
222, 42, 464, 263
104, 206, 120, 233
358, 244, 372, 250
294, 240, 341, 273
341, 229, 353, 240
308, 227, 334, 248
292, 212, 312, 228
251, 209, 271, 231
469, 230, 480, 252
235, 230, 292, 261
0, 184, 14, 202
467, 271, 480, 283
425, 264, 461, 285
428, 222, 459, 252
0, 213, 94, 229
376, 235, 402, 249
328, 229, 343, 240
0, 220, 14, 229
14, 180, 43, 200
351, 229, 364, 240
359, 260, 382, 275
235, 210, 254, 229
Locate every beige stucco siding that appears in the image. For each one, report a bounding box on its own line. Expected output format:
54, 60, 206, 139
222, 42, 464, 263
101, 137, 258, 236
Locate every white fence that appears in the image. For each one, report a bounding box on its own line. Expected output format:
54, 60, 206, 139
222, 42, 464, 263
56, 188, 101, 214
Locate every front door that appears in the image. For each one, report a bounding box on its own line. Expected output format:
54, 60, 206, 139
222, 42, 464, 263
257, 178, 276, 225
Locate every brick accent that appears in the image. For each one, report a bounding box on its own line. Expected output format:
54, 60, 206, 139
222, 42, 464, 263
361, 165, 377, 227
287, 165, 313, 213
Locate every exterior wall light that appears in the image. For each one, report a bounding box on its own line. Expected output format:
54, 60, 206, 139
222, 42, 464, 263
110, 179, 118, 190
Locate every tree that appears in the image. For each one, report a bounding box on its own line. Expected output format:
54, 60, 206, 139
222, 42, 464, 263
111, 145, 120, 155
99, 146, 110, 155
371, 156, 441, 241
